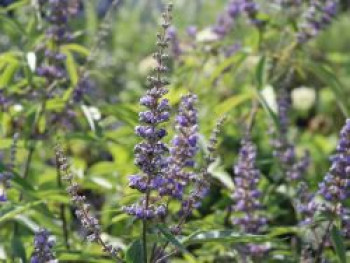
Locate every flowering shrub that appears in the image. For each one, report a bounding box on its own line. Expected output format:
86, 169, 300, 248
1, 0, 350, 262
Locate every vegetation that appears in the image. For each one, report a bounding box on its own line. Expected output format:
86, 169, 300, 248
1, 0, 350, 262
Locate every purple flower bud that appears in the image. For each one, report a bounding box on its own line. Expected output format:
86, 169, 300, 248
30, 229, 56, 262
186, 26, 197, 37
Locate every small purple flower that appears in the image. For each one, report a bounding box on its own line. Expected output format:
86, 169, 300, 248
186, 26, 197, 38
295, 182, 318, 225
212, 0, 262, 39
224, 43, 242, 57
228, 0, 245, 18
73, 76, 94, 103
167, 26, 182, 59
30, 229, 56, 263
212, 14, 233, 37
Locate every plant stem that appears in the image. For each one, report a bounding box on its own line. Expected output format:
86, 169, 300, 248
56, 154, 70, 249
143, 219, 148, 263
313, 220, 333, 263
143, 177, 151, 263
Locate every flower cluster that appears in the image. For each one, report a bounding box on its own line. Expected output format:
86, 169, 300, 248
0, 133, 18, 202
167, 26, 182, 59
213, 0, 244, 37
123, 4, 173, 220
30, 229, 56, 263
232, 135, 268, 256
37, 0, 79, 80
318, 119, 350, 208
55, 145, 121, 259
178, 116, 224, 216
297, 0, 338, 43
213, 0, 261, 38
72, 75, 94, 103
271, 89, 310, 182
159, 94, 198, 200
0, 89, 9, 110
295, 182, 318, 225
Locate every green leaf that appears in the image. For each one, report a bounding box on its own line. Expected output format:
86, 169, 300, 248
214, 93, 251, 115
0, 61, 19, 88
208, 158, 234, 190
268, 227, 299, 237
256, 89, 279, 128
308, 63, 349, 118
0, 201, 43, 224
183, 230, 270, 245
62, 49, 79, 86
0, 0, 29, 12
330, 225, 347, 263
11, 235, 26, 263
100, 104, 138, 127
125, 240, 144, 263
256, 55, 266, 88
85, 0, 98, 44
208, 51, 248, 87
156, 224, 188, 254
81, 105, 97, 132
0, 16, 26, 35
62, 44, 90, 57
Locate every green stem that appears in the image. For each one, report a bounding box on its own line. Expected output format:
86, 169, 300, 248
143, 219, 148, 263
56, 154, 70, 249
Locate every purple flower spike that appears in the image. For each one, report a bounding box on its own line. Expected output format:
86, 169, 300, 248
271, 89, 310, 182
160, 94, 199, 200
123, 4, 173, 220
232, 136, 269, 257
0, 134, 19, 203
318, 119, 350, 204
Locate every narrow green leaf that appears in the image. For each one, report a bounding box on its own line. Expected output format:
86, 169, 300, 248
62, 44, 90, 57
81, 105, 96, 132
1, 0, 28, 12
85, 0, 98, 44
308, 63, 349, 117
330, 225, 347, 263
256, 55, 266, 88
0, 201, 43, 224
125, 240, 144, 263
157, 224, 188, 254
0, 61, 19, 88
208, 51, 249, 86
11, 235, 26, 263
255, 89, 279, 128
183, 230, 270, 245
62, 50, 79, 86
214, 93, 251, 115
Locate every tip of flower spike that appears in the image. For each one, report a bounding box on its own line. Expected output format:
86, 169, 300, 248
0, 193, 7, 202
